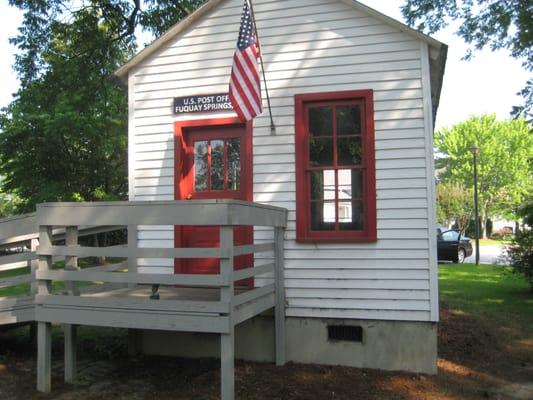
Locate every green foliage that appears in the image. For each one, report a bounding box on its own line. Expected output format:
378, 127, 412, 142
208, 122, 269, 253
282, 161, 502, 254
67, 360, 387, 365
1, 1, 203, 213
439, 263, 533, 332
0, 12, 132, 212
505, 198, 533, 289
8, 0, 204, 88
436, 182, 472, 232
0, 189, 18, 218
435, 115, 533, 228
401, 0, 533, 120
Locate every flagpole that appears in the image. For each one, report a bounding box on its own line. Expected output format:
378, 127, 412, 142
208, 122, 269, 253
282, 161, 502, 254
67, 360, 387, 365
248, 0, 276, 135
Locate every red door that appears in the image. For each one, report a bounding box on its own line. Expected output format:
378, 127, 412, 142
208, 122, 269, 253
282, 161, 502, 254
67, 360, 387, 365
174, 118, 253, 287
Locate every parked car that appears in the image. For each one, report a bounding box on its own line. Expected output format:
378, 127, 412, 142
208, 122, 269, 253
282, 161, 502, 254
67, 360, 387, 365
437, 228, 473, 263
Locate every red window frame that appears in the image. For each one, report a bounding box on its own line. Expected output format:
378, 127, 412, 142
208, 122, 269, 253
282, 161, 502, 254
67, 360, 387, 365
295, 90, 376, 243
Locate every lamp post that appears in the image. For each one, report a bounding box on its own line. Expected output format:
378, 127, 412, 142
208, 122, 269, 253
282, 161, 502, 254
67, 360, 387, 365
469, 145, 480, 265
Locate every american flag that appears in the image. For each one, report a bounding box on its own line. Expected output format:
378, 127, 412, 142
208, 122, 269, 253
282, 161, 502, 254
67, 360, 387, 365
229, 0, 263, 122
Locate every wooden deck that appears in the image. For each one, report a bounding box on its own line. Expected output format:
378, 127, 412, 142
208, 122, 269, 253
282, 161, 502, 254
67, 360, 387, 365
35, 285, 275, 333
30, 200, 287, 400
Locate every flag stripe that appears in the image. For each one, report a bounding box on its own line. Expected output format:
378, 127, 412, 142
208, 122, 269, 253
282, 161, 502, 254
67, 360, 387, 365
230, 82, 252, 121
239, 47, 262, 104
232, 73, 255, 119
233, 59, 261, 115
229, 0, 262, 122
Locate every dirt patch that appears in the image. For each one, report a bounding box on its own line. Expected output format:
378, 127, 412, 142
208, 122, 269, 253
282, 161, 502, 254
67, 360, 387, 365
0, 306, 531, 400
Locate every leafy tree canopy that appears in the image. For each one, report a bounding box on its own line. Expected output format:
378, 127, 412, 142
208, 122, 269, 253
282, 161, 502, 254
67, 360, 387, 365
435, 115, 533, 235
401, 0, 533, 120
9, 0, 204, 88
0, 1, 204, 214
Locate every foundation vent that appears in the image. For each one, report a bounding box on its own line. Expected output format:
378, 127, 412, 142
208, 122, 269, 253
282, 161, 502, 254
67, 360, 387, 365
327, 325, 363, 342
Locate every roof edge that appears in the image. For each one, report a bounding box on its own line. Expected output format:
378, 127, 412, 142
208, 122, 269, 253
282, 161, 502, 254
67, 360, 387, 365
114, 0, 227, 84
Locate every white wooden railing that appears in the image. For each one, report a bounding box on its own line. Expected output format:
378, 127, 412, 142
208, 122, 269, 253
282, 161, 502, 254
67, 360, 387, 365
0, 212, 123, 325
34, 200, 288, 400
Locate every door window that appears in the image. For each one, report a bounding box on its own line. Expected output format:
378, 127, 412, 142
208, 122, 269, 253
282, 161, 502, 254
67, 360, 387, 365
193, 138, 241, 193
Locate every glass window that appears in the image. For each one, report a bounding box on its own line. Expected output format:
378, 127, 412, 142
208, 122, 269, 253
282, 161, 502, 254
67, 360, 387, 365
441, 230, 460, 241
193, 137, 241, 193
309, 107, 332, 137
210, 140, 224, 190
307, 104, 364, 231
295, 90, 376, 242
337, 105, 361, 136
194, 141, 208, 192
227, 138, 241, 190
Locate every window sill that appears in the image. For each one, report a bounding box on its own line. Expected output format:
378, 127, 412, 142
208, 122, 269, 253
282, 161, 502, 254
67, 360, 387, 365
296, 232, 377, 243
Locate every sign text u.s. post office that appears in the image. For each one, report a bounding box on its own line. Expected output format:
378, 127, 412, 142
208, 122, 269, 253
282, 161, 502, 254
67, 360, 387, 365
173, 93, 233, 114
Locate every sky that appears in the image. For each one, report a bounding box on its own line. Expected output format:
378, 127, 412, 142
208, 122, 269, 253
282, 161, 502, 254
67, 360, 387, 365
0, 0, 530, 131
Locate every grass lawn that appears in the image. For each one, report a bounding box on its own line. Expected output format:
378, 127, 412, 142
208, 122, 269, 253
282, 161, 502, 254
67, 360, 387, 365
477, 238, 510, 246
439, 263, 533, 334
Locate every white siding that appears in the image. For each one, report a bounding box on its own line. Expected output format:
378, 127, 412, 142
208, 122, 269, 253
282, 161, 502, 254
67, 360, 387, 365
128, 0, 438, 322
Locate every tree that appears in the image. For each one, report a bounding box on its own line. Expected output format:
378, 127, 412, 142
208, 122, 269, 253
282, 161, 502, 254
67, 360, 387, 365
435, 115, 533, 238
401, 0, 533, 120
1, 1, 203, 213
8, 1, 203, 88
0, 12, 133, 212
436, 182, 472, 233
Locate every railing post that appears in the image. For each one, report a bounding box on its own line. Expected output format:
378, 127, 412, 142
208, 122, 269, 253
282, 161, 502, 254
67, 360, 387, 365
274, 226, 286, 366
127, 225, 137, 289
127, 224, 140, 356
29, 238, 39, 297
37, 225, 53, 393
64, 226, 78, 383
29, 238, 39, 346
220, 225, 234, 400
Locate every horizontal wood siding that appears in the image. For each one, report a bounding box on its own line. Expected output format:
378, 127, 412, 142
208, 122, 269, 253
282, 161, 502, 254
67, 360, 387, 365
129, 0, 436, 322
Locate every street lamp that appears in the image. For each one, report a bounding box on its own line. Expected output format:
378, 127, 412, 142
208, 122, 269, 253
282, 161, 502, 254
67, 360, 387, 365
469, 145, 480, 265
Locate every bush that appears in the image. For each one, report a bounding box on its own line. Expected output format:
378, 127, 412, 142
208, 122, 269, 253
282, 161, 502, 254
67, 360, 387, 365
505, 200, 533, 290
505, 231, 533, 289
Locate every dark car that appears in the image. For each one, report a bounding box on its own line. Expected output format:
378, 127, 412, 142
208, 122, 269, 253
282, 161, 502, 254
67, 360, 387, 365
437, 228, 473, 263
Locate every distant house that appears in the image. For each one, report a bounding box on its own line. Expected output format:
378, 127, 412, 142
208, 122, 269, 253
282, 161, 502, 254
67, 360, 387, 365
114, 0, 447, 374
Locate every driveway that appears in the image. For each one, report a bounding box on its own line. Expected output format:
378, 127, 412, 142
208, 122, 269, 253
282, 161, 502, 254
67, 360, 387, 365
465, 244, 507, 265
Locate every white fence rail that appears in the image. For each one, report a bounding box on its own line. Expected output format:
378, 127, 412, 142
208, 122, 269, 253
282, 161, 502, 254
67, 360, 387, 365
33, 200, 287, 400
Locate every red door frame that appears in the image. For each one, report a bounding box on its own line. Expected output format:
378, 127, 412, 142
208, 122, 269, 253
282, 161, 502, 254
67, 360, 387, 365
173, 117, 253, 282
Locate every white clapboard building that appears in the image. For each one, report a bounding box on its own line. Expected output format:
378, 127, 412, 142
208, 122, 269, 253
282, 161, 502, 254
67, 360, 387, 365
114, 0, 447, 373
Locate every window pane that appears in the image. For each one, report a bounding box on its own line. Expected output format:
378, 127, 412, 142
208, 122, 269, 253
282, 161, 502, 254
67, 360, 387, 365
311, 201, 336, 231
309, 137, 333, 166
210, 140, 224, 190
194, 141, 208, 192
227, 138, 241, 190
442, 230, 460, 241
309, 107, 333, 137
336, 105, 361, 136
310, 171, 323, 200
339, 200, 364, 231
338, 137, 362, 166
351, 169, 363, 199
337, 169, 352, 201
310, 170, 335, 200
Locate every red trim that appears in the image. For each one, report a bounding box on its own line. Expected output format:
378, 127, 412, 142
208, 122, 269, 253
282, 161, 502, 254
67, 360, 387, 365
295, 90, 377, 243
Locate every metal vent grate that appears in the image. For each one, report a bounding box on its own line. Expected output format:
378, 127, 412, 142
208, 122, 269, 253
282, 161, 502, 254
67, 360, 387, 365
327, 325, 363, 342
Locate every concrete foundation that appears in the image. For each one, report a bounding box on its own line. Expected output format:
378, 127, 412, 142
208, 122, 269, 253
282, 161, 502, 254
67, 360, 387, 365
140, 315, 437, 374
